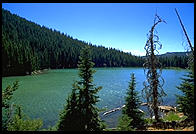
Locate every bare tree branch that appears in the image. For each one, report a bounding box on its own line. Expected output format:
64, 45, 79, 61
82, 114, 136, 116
142, 13, 167, 123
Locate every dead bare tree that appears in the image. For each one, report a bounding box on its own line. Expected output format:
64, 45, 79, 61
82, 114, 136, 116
175, 8, 194, 72
175, 8, 194, 53
142, 13, 167, 123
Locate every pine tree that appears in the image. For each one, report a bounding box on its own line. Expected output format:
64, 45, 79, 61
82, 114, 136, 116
176, 71, 194, 121
57, 82, 82, 131
118, 73, 145, 130
175, 8, 194, 122
57, 46, 105, 131
77, 46, 104, 131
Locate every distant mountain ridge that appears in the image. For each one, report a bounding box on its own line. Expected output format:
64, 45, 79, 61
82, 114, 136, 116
158, 52, 190, 57
142, 52, 189, 58
141, 51, 189, 68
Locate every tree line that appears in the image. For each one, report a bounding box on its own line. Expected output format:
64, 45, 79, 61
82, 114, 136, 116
158, 55, 188, 68
2, 9, 144, 77
2, 9, 188, 77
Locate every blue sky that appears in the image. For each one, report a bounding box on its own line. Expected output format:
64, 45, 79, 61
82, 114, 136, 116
2, 3, 194, 56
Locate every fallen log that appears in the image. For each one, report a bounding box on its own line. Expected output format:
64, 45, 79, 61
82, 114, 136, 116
103, 105, 125, 116
103, 105, 144, 116
103, 103, 176, 116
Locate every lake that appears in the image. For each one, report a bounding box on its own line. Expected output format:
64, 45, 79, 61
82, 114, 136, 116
2, 67, 188, 129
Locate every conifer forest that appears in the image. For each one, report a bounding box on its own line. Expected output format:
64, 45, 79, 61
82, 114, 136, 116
2, 5, 194, 131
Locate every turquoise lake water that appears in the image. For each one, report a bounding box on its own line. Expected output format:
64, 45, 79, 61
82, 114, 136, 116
2, 67, 188, 128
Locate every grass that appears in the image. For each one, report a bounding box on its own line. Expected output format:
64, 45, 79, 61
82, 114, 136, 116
144, 112, 187, 123
162, 112, 187, 122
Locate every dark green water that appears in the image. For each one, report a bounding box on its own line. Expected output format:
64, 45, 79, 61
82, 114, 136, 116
2, 67, 188, 128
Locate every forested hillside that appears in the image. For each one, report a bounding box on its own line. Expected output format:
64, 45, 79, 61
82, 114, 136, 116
157, 52, 189, 68
158, 54, 188, 68
2, 9, 188, 77
2, 9, 144, 76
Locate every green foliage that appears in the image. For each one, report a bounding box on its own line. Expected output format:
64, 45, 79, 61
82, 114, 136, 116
162, 112, 187, 122
187, 51, 194, 74
7, 114, 43, 131
2, 81, 19, 131
158, 55, 188, 69
119, 73, 145, 130
2, 81, 43, 131
57, 83, 82, 131
57, 46, 105, 131
176, 71, 194, 121
117, 115, 134, 131
144, 118, 154, 124
74, 46, 106, 131
41, 124, 58, 131
2, 81, 19, 108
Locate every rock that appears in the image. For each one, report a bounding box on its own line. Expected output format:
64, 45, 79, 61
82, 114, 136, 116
158, 105, 176, 113
141, 102, 148, 106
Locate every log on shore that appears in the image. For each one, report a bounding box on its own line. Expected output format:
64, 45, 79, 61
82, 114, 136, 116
103, 105, 125, 116
103, 105, 144, 116
102, 103, 176, 116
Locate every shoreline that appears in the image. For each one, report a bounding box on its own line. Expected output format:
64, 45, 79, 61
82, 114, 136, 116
31, 69, 49, 75
3, 67, 188, 77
